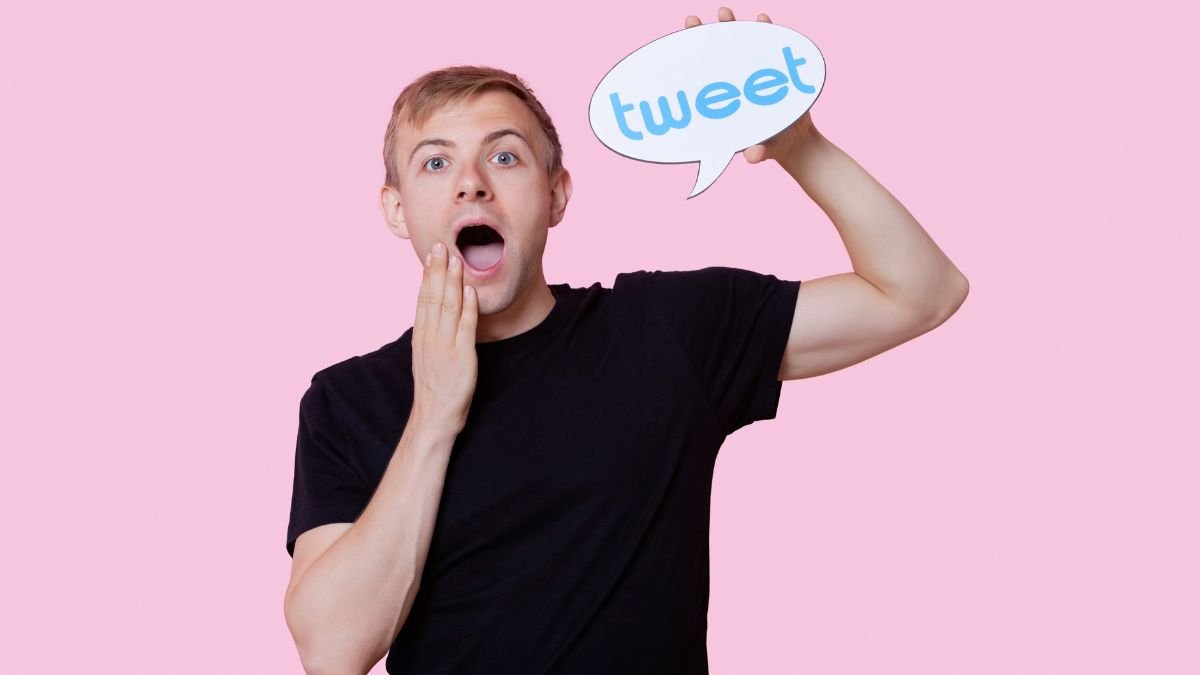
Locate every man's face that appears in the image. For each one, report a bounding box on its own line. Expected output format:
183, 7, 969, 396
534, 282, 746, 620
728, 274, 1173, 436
382, 89, 570, 317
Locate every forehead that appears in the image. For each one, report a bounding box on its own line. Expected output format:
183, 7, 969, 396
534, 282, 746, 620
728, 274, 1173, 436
400, 89, 539, 148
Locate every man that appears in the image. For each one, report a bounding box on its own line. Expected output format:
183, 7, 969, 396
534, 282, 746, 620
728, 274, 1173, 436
284, 9, 968, 674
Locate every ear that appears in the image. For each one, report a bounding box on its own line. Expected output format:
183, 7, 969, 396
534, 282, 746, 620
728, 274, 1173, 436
548, 168, 573, 229
379, 184, 410, 239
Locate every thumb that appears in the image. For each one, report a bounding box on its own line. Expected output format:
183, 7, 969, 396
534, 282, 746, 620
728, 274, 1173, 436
744, 144, 768, 164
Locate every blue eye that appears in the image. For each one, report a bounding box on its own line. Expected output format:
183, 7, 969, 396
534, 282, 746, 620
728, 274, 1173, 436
424, 157, 447, 171
492, 151, 517, 165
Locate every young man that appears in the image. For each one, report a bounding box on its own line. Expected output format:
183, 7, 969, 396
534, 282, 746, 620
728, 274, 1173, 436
284, 9, 968, 674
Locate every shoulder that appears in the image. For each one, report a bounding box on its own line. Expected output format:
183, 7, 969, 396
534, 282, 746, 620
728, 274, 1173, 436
614, 266, 781, 291
613, 266, 798, 309
305, 330, 414, 400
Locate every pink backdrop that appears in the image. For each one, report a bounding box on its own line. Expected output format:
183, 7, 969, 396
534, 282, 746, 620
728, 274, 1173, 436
3, 1, 1197, 673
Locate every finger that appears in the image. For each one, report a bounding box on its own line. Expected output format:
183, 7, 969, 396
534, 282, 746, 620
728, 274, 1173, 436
757, 12, 772, 22
423, 242, 448, 341
718, 6, 734, 21
457, 285, 478, 349
684, 14, 701, 28
439, 253, 464, 342
744, 144, 767, 164
414, 250, 433, 341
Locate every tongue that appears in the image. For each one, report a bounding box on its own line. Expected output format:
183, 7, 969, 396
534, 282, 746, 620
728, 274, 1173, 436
461, 242, 503, 270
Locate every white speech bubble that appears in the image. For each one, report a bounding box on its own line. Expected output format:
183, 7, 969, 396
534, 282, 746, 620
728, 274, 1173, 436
589, 20, 825, 198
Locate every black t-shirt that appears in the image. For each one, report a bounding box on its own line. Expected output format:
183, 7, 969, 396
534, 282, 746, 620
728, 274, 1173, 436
287, 267, 801, 674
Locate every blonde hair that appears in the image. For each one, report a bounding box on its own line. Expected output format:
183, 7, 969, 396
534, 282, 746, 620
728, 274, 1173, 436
382, 65, 564, 189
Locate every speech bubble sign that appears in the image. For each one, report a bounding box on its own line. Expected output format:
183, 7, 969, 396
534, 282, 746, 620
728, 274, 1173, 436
589, 20, 825, 198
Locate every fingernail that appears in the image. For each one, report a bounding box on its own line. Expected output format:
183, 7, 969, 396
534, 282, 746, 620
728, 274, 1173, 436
433, 242, 445, 255
449, 255, 459, 270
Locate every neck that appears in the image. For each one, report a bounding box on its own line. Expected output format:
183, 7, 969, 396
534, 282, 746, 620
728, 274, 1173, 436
475, 276, 556, 343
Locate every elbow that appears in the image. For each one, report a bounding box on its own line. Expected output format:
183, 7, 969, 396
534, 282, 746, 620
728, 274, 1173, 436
294, 655, 354, 675
285, 595, 384, 675
912, 272, 968, 331
289, 634, 342, 675
929, 273, 969, 327
950, 273, 970, 311
292, 639, 380, 675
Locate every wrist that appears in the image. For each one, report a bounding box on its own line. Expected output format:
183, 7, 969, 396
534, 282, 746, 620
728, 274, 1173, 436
407, 402, 465, 443
777, 127, 829, 180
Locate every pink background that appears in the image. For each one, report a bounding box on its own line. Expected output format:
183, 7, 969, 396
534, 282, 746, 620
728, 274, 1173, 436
3, 1, 1197, 673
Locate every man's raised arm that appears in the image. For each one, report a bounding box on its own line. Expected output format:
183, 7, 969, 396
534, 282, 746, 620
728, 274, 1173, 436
685, 8, 968, 381
771, 119, 969, 380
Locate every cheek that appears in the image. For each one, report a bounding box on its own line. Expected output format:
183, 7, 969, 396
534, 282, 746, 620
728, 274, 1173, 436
400, 184, 440, 218
400, 203, 440, 241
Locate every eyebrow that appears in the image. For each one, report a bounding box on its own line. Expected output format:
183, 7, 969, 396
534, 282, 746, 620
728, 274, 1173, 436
408, 128, 531, 165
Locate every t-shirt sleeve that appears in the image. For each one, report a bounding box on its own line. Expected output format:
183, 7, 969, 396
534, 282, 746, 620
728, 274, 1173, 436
621, 266, 801, 436
285, 375, 372, 557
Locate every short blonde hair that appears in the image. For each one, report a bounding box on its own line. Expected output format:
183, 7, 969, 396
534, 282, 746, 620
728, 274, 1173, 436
382, 66, 564, 189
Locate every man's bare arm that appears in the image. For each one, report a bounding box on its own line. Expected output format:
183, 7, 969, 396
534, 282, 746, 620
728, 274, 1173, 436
284, 421, 457, 674
684, 9, 968, 382
284, 243, 478, 675
772, 126, 968, 381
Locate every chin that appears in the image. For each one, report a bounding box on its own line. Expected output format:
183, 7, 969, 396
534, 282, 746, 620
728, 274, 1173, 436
474, 287, 512, 317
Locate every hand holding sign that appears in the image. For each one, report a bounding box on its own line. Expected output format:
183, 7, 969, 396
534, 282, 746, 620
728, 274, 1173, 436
589, 7, 825, 198
685, 9, 818, 165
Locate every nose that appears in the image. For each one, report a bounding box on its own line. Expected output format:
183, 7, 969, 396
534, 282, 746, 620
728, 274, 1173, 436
455, 162, 492, 202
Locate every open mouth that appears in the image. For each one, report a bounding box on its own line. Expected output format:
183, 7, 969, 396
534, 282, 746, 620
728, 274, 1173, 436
455, 224, 505, 271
